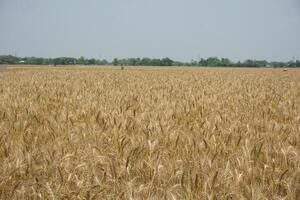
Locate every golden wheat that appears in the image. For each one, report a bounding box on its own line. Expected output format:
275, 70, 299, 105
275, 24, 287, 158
0, 66, 299, 199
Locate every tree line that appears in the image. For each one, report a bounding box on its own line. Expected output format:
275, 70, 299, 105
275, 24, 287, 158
1, 55, 299, 67
0, 55, 108, 65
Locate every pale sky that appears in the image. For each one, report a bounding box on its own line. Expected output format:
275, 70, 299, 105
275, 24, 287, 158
0, 0, 299, 61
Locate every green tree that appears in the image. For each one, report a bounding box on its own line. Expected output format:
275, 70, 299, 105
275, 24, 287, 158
87, 58, 96, 65
78, 56, 86, 65
198, 58, 207, 66
0, 55, 19, 64
296, 60, 300, 67
220, 58, 231, 66
112, 58, 119, 66
161, 57, 173, 66
207, 57, 220, 66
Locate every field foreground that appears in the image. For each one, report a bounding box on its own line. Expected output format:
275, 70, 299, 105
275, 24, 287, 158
0, 67, 300, 199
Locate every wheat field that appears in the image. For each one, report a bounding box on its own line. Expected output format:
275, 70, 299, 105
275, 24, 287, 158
0, 66, 299, 199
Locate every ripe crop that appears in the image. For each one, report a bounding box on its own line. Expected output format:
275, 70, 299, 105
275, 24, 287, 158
0, 66, 299, 199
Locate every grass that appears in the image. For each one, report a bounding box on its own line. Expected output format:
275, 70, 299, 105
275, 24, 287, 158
0, 66, 299, 199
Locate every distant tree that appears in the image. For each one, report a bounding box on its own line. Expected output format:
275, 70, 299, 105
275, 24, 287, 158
87, 58, 96, 65
152, 58, 161, 66
243, 59, 256, 67
255, 60, 268, 67
42, 58, 51, 65
127, 58, 137, 66
112, 58, 119, 66
296, 60, 300, 67
161, 57, 173, 66
78, 56, 86, 65
141, 58, 151, 66
286, 61, 295, 67
53, 58, 61, 65
96, 59, 108, 65
0, 55, 19, 64
172, 61, 184, 66
220, 58, 232, 66
49, 57, 76, 65
189, 59, 197, 66
270, 61, 285, 68
207, 57, 220, 66
198, 58, 207, 66
32, 58, 44, 65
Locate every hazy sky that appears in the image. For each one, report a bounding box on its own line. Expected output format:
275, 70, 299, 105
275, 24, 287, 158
0, 0, 299, 61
